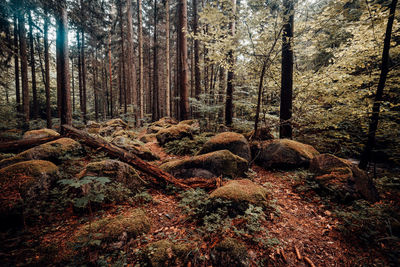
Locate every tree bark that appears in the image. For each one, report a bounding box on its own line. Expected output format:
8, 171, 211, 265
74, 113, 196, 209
0, 136, 61, 153
56, 3, 72, 129
254, 60, 267, 134
138, 0, 144, 122
225, 0, 236, 126
44, 13, 51, 128
126, 0, 138, 122
359, 0, 398, 170
118, 0, 127, 114
165, 0, 171, 117
279, 0, 294, 139
18, 3, 30, 126
152, 0, 160, 122
28, 10, 38, 119
77, 32, 83, 119
81, 30, 87, 123
13, 13, 21, 113
177, 0, 190, 120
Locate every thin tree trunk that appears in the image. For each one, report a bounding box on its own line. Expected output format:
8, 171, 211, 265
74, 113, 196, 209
71, 56, 75, 113
218, 66, 225, 122
44, 13, 51, 128
126, 0, 138, 122
178, 0, 190, 120
279, 0, 294, 139
77, 32, 83, 118
193, 0, 201, 99
254, 60, 267, 134
18, 4, 30, 126
81, 30, 87, 123
118, 0, 127, 114
225, 0, 236, 126
359, 0, 398, 170
108, 34, 113, 118
138, 0, 144, 122
28, 10, 38, 119
152, 0, 160, 121
94, 51, 98, 121
56, 2, 72, 129
13, 13, 21, 112
165, 0, 171, 117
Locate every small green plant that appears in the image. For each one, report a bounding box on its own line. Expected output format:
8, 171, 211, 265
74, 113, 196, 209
133, 191, 153, 205
163, 134, 210, 156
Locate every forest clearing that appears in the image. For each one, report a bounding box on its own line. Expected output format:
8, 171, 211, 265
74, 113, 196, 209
0, 0, 399, 266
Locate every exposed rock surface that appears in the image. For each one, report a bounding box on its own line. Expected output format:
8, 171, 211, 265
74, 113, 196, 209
160, 150, 248, 179
252, 139, 319, 169
197, 132, 251, 161
156, 123, 198, 145
310, 154, 379, 202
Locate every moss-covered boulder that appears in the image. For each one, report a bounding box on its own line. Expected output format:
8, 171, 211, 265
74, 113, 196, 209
147, 117, 178, 134
197, 132, 251, 161
74, 209, 150, 245
252, 139, 319, 169
98, 119, 129, 136
156, 123, 197, 145
0, 160, 59, 224
212, 238, 248, 267
310, 154, 379, 202
111, 129, 137, 139
0, 138, 82, 168
81, 159, 146, 192
145, 239, 191, 267
22, 128, 60, 139
160, 150, 248, 179
112, 136, 159, 160
105, 118, 128, 128
210, 179, 269, 207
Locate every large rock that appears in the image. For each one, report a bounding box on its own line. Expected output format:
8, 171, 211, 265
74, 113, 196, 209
112, 136, 158, 160
81, 159, 146, 192
74, 209, 150, 243
0, 138, 82, 168
212, 238, 249, 267
210, 179, 269, 206
22, 128, 60, 139
156, 123, 198, 145
99, 119, 129, 136
197, 132, 251, 162
252, 139, 319, 169
160, 150, 248, 179
310, 154, 379, 202
0, 160, 59, 222
147, 117, 178, 134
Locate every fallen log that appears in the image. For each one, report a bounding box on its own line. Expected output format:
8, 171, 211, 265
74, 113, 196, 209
0, 136, 61, 153
62, 125, 219, 190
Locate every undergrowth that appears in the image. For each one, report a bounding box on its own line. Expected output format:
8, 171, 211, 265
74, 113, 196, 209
163, 134, 211, 156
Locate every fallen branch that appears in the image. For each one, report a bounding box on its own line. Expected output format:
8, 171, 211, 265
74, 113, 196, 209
62, 125, 218, 190
0, 136, 61, 153
304, 256, 316, 267
294, 246, 302, 260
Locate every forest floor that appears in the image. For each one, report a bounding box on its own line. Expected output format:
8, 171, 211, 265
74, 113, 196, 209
0, 136, 398, 266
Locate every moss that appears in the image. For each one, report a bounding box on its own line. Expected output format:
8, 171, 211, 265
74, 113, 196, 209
145, 239, 191, 267
105, 118, 128, 128
22, 128, 60, 139
197, 132, 251, 161
213, 238, 248, 266
160, 150, 248, 178
140, 134, 157, 143
156, 124, 195, 145
210, 179, 269, 206
74, 209, 150, 243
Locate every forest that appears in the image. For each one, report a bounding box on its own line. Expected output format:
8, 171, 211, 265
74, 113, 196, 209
0, 0, 399, 265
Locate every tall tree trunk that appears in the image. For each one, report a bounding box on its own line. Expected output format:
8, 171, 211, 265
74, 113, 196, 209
71, 56, 75, 113
28, 10, 38, 119
18, 3, 30, 126
56, 2, 72, 129
218, 66, 225, 122
81, 30, 87, 123
152, 0, 160, 121
279, 0, 294, 139
165, 0, 171, 117
118, 0, 127, 114
94, 51, 99, 122
225, 0, 236, 126
13, 13, 21, 112
77, 32, 83, 118
108, 34, 113, 118
126, 0, 138, 123
193, 0, 201, 101
359, 0, 398, 170
138, 0, 144, 122
177, 0, 190, 120
44, 13, 51, 128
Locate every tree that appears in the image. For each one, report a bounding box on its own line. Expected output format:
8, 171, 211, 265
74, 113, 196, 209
225, 0, 236, 126
193, 0, 200, 99
17, 1, 29, 126
152, 0, 160, 121
177, 0, 189, 120
28, 10, 38, 119
56, 0, 72, 128
13, 12, 20, 112
279, 0, 294, 139
165, 0, 171, 117
137, 0, 144, 121
359, 0, 398, 170
44, 11, 51, 128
